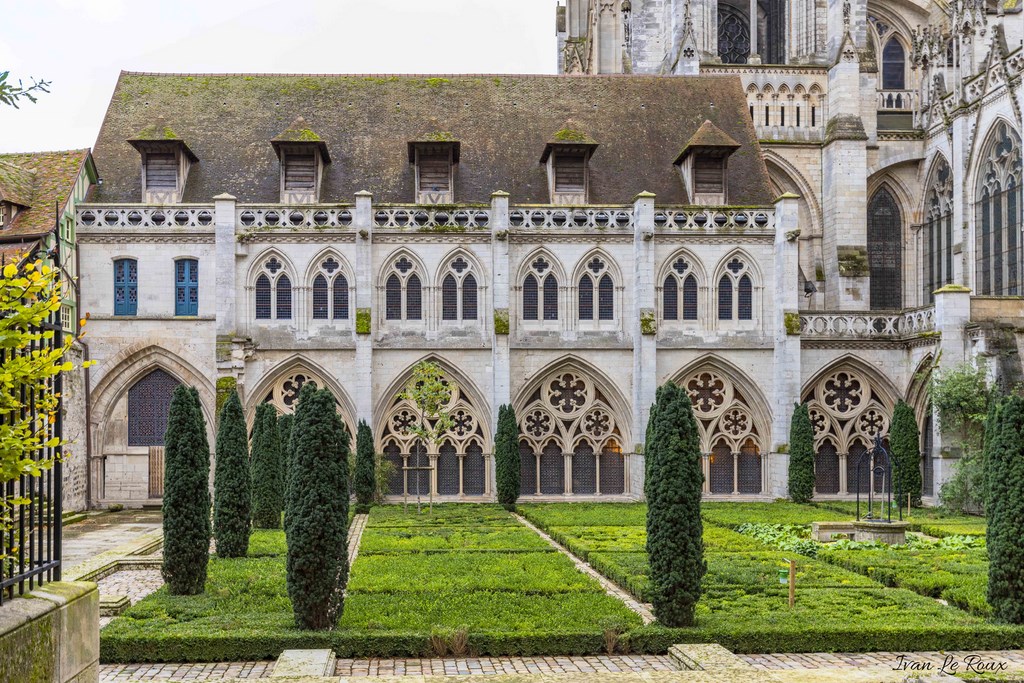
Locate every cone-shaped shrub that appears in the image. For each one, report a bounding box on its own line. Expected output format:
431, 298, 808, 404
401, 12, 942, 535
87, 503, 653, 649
285, 384, 350, 630
645, 382, 706, 627
161, 385, 211, 595
494, 404, 520, 510
278, 412, 294, 494
988, 395, 1024, 623
251, 403, 284, 529
788, 403, 815, 503
890, 400, 922, 508
984, 397, 1004, 514
353, 420, 375, 510
213, 391, 251, 557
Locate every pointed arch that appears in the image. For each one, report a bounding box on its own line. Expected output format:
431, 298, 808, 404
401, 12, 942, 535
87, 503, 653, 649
518, 248, 565, 323
303, 247, 354, 286
378, 248, 429, 287
436, 247, 485, 322
867, 183, 904, 310
712, 247, 764, 282
905, 353, 936, 424
517, 247, 567, 283
243, 354, 357, 433
713, 249, 761, 323
763, 153, 823, 236
922, 154, 954, 303
247, 247, 297, 286
971, 118, 1022, 296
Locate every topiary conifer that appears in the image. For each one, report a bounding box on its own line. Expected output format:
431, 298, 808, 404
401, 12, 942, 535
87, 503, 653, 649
285, 384, 350, 629
353, 420, 375, 511
278, 412, 294, 495
213, 390, 251, 557
788, 402, 815, 503
251, 403, 284, 529
161, 385, 211, 595
890, 400, 922, 508
987, 395, 1024, 623
645, 381, 706, 627
494, 404, 520, 510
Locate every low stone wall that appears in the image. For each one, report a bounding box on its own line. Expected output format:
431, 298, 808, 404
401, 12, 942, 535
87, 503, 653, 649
0, 581, 99, 683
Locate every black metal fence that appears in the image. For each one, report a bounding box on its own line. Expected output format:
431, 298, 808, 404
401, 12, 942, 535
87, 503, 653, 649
0, 258, 63, 604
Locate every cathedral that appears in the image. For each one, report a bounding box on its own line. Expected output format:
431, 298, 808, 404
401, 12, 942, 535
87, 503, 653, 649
66, 0, 1022, 508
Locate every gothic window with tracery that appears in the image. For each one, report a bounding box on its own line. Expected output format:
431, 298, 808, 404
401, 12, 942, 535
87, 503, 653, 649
975, 122, 1022, 296
717, 4, 750, 64
377, 372, 488, 497
717, 257, 754, 321
517, 370, 626, 496
127, 369, 182, 447
311, 256, 349, 321
578, 255, 614, 322
867, 187, 903, 310
680, 369, 764, 494
803, 367, 893, 495
924, 158, 954, 303
383, 255, 423, 321
870, 16, 907, 91
254, 256, 292, 320
522, 256, 559, 322
440, 255, 479, 322
662, 255, 699, 322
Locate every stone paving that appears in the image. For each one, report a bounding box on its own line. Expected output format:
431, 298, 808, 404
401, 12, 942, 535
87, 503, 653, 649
334, 655, 679, 677
348, 513, 368, 565
63, 509, 163, 568
100, 662, 274, 681
742, 649, 1024, 672
511, 512, 656, 624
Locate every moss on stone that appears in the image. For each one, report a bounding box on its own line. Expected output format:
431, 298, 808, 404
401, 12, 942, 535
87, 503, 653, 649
356, 308, 371, 335
494, 309, 510, 335
640, 310, 657, 335
784, 311, 802, 336
933, 284, 972, 294
837, 247, 868, 277
215, 377, 238, 423
553, 128, 595, 143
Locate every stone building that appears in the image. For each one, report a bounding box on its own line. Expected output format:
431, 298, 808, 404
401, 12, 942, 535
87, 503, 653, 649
76, 0, 1021, 507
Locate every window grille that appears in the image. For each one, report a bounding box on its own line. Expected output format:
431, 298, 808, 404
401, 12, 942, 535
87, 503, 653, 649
145, 152, 177, 190
694, 156, 725, 194
717, 4, 749, 64
114, 258, 138, 316
523, 274, 538, 320
737, 445, 761, 494
174, 259, 198, 316
462, 274, 477, 320
881, 39, 906, 90
578, 275, 593, 320
543, 274, 558, 320
539, 442, 564, 494
924, 159, 954, 303
718, 275, 732, 320
571, 442, 597, 494
598, 274, 613, 320
384, 442, 404, 495
127, 369, 181, 447
663, 275, 678, 320
519, 441, 537, 494
255, 274, 271, 319
975, 123, 1022, 296
442, 274, 458, 320
333, 275, 349, 319
406, 274, 422, 320
554, 152, 586, 193
709, 445, 734, 493
463, 443, 485, 495
599, 448, 625, 494
284, 152, 316, 191
437, 442, 460, 495
276, 274, 292, 319
386, 274, 402, 320
683, 275, 698, 320
738, 274, 752, 320
417, 149, 451, 194
922, 414, 934, 496
814, 442, 841, 494
407, 446, 429, 496
868, 188, 903, 310
312, 274, 328, 319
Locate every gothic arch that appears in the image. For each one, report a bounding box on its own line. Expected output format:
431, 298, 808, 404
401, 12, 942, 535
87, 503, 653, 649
436, 247, 486, 289
970, 119, 1022, 296
763, 153, 822, 235
921, 154, 954, 302
906, 354, 936, 424
866, 181, 906, 310
658, 248, 709, 286
377, 248, 429, 287
243, 354, 357, 432
246, 247, 297, 285
967, 117, 1021, 193
302, 247, 353, 286
516, 247, 567, 283
712, 248, 764, 281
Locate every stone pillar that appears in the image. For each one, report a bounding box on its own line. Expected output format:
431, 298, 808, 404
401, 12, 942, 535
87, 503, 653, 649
748, 0, 759, 62
490, 191, 511, 498
632, 191, 657, 496
354, 191, 374, 426
931, 284, 972, 491
213, 194, 237, 338
772, 193, 803, 497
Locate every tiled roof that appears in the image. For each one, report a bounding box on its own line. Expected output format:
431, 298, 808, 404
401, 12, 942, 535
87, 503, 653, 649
0, 241, 39, 265
92, 72, 774, 206
0, 160, 36, 207
0, 149, 92, 239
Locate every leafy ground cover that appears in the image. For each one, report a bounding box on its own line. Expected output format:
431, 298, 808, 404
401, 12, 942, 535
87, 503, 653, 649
810, 501, 987, 537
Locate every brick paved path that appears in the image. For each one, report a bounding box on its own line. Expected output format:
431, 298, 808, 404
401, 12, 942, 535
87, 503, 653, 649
335, 654, 679, 677
63, 510, 163, 569
348, 512, 368, 565
100, 661, 274, 681
742, 649, 1024, 672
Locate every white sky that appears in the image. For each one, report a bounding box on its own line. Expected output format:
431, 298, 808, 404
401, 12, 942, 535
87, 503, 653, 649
0, 0, 558, 153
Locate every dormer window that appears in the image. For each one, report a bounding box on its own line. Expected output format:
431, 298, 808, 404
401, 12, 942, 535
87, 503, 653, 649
128, 118, 197, 203
541, 126, 598, 205
674, 120, 740, 206
408, 137, 459, 204
271, 117, 330, 204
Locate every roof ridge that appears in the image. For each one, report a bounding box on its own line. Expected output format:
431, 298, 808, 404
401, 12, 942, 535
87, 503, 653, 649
117, 71, 716, 79
0, 148, 90, 157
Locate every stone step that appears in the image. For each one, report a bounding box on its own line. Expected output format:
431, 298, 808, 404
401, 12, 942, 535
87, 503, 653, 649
668, 643, 754, 671
98, 593, 130, 617
271, 649, 336, 677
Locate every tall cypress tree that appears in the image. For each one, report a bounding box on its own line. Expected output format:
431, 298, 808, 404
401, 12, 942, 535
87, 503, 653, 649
890, 400, 922, 508
988, 395, 1024, 623
213, 391, 251, 557
285, 385, 350, 629
645, 382, 706, 627
278, 412, 295, 495
353, 420, 375, 511
788, 403, 815, 503
251, 403, 284, 529
494, 404, 520, 510
161, 385, 211, 595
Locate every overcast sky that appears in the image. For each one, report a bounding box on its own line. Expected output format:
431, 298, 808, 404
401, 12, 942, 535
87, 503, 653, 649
0, 0, 558, 153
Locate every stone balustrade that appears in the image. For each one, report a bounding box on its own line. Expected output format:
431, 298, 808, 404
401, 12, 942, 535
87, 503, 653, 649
799, 306, 936, 340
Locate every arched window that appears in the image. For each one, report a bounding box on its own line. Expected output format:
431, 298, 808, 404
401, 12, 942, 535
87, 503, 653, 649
310, 255, 349, 321
717, 4, 750, 64
254, 256, 292, 321
717, 257, 756, 322
333, 275, 349, 320
975, 122, 1023, 296
663, 256, 700, 323
522, 255, 559, 322
383, 255, 424, 321
718, 275, 733, 320
578, 255, 614, 322
881, 39, 906, 90
255, 274, 271, 319
114, 258, 138, 316
313, 275, 328, 319
127, 369, 181, 447
440, 255, 479, 322
923, 158, 954, 303
867, 187, 902, 310
174, 259, 198, 317
663, 275, 678, 320
276, 274, 292, 319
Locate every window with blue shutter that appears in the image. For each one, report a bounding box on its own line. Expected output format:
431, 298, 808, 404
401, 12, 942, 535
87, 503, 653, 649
114, 258, 138, 316
175, 259, 198, 316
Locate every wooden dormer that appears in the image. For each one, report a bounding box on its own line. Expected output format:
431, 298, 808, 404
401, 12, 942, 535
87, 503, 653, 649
408, 133, 460, 204
271, 117, 330, 204
673, 120, 740, 206
0, 160, 34, 230
541, 125, 598, 205
128, 118, 197, 204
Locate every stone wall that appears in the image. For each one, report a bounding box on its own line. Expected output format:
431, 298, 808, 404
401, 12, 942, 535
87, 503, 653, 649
62, 344, 89, 512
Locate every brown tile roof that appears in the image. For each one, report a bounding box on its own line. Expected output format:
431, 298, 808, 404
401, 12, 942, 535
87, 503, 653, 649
675, 120, 741, 164
271, 116, 331, 162
0, 160, 36, 207
92, 72, 774, 206
0, 241, 39, 265
0, 150, 92, 239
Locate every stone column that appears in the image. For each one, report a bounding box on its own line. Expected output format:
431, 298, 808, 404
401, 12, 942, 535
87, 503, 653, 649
354, 191, 374, 426
490, 191, 511, 498
213, 194, 237, 339
931, 285, 972, 492
632, 191, 657, 497
748, 0, 759, 62
772, 193, 803, 498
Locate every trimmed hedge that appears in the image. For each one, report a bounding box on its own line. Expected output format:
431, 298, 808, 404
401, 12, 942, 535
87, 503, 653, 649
518, 503, 648, 528
701, 502, 850, 529
250, 403, 284, 530
366, 503, 518, 527
359, 526, 551, 554
890, 400, 922, 508
353, 420, 375, 509
787, 403, 815, 503
494, 404, 520, 509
